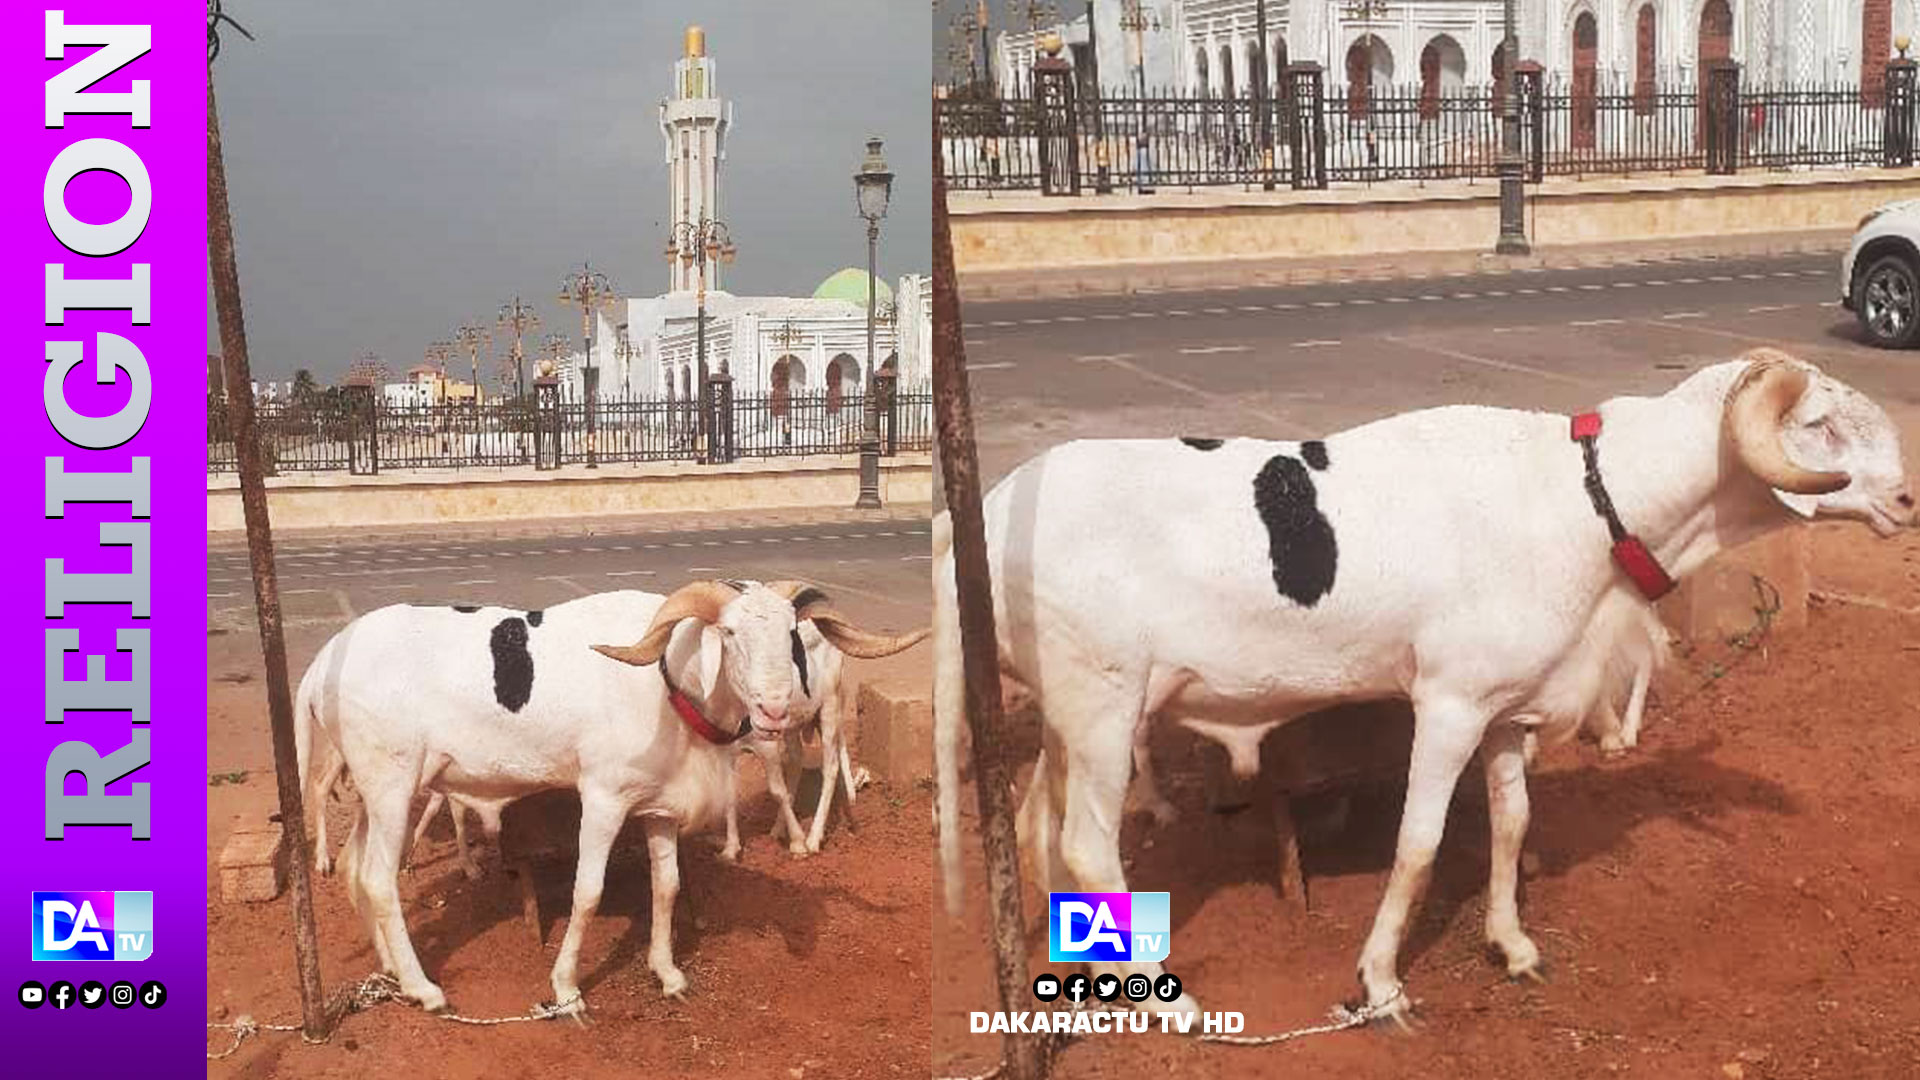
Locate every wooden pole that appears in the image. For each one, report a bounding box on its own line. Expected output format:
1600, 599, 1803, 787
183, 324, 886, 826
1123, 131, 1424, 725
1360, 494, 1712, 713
932, 106, 1047, 1080
209, 63, 330, 1041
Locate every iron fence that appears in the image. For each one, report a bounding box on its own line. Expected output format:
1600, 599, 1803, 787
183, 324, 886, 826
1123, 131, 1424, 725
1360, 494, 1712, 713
207, 388, 933, 474
940, 66, 1917, 192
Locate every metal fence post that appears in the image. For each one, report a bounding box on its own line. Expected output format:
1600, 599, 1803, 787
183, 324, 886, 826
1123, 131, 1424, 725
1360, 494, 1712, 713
1285, 62, 1327, 190
705, 371, 734, 464
535, 376, 560, 470
1516, 60, 1545, 182
346, 382, 377, 475
1705, 59, 1741, 175
1033, 50, 1080, 196
876, 365, 898, 455
1886, 56, 1918, 167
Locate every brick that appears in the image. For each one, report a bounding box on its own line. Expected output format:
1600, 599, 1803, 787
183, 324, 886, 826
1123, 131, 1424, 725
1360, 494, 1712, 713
854, 679, 933, 785
1659, 529, 1810, 646
218, 824, 287, 904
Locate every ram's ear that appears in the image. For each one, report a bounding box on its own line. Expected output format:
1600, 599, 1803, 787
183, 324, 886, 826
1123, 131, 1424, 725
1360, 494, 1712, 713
698, 623, 726, 698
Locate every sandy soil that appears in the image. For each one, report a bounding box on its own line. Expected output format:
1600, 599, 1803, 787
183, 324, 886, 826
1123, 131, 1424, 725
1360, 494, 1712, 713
934, 523, 1920, 1080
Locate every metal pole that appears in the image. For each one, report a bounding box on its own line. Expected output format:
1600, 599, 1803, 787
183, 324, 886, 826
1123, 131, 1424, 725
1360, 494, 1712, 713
1256, 0, 1274, 189
932, 104, 1045, 1080
208, 64, 329, 1043
1496, 0, 1530, 254
697, 273, 710, 461
855, 219, 883, 508
582, 304, 597, 469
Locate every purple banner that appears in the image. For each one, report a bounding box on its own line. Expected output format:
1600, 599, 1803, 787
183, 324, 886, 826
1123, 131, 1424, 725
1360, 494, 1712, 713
0, 2, 207, 1069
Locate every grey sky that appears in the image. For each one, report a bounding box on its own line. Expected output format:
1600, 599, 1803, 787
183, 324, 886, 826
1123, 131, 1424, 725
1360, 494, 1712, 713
210, 1, 931, 384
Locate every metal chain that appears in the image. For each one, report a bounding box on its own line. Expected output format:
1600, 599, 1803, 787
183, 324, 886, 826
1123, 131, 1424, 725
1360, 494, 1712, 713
935, 985, 1403, 1080
206, 972, 583, 1061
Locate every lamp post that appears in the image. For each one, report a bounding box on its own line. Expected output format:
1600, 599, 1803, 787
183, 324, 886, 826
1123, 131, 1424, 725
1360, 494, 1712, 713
1120, 0, 1160, 193
1344, 0, 1390, 172
454, 323, 486, 408
1495, 0, 1529, 254
853, 136, 892, 510
559, 263, 618, 468
1255, 0, 1273, 189
497, 296, 540, 404
665, 218, 737, 462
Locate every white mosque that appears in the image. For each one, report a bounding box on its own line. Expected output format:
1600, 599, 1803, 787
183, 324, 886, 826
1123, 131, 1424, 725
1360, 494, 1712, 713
559, 27, 928, 409
992, 1, 1912, 96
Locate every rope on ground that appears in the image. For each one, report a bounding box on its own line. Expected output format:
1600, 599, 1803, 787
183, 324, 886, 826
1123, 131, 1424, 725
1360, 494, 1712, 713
206, 972, 584, 1060
934, 986, 1403, 1079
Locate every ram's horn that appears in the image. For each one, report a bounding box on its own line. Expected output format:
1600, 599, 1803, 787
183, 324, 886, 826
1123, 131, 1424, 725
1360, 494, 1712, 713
1722, 350, 1850, 496
591, 580, 739, 666
765, 580, 931, 659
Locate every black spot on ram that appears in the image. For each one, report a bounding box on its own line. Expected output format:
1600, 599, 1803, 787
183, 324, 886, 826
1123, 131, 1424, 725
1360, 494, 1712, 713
1180, 437, 1225, 451
490, 617, 534, 713
451, 604, 481, 614
1252, 454, 1338, 607
1300, 440, 1330, 471
791, 628, 811, 697
526, 609, 544, 628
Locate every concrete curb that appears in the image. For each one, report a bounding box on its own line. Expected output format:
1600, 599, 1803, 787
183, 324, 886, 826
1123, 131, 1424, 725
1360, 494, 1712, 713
958, 229, 1851, 302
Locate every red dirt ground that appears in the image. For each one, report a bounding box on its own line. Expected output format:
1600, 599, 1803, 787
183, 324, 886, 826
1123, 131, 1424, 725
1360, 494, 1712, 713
934, 523, 1920, 1080
206, 755, 933, 1079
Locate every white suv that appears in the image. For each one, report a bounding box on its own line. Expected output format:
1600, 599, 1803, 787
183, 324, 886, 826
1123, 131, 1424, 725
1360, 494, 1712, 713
1842, 198, 1920, 347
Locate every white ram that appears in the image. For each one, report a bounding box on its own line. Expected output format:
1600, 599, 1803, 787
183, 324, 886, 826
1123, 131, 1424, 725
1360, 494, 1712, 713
294, 580, 924, 1014
934, 351, 1913, 1021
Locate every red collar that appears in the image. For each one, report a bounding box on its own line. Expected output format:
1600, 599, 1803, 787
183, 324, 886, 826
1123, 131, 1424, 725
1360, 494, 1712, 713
1570, 412, 1676, 601
659, 659, 749, 745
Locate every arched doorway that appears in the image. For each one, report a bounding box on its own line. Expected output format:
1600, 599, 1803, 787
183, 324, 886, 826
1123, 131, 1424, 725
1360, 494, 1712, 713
1195, 48, 1210, 96
825, 354, 859, 415
1419, 35, 1466, 120
1219, 44, 1236, 97
1634, 4, 1657, 114
1345, 36, 1393, 118
1491, 41, 1509, 115
1572, 12, 1599, 150
770, 354, 802, 418
1697, 0, 1731, 71
1863, 0, 1893, 105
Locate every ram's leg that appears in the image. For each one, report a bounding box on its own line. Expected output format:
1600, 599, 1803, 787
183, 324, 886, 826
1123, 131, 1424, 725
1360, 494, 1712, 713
1355, 694, 1487, 1023
405, 791, 445, 871
720, 759, 742, 862
549, 791, 628, 1014
451, 800, 482, 881
1129, 730, 1179, 827
1058, 718, 1199, 1019
806, 710, 842, 854
1619, 659, 1652, 749
642, 817, 688, 997
340, 805, 393, 975
313, 756, 345, 876
359, 784, 446, 1012
763, 735, 810, 857
1482, 722, 1542, 980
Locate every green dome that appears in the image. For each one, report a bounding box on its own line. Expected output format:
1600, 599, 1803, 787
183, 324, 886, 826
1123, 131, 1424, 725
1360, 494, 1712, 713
812, 267, 892, 307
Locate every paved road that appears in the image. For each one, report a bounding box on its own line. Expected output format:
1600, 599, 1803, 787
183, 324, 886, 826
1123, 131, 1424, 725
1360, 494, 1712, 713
959, 248, 1920, 485
207, 516, 930, 633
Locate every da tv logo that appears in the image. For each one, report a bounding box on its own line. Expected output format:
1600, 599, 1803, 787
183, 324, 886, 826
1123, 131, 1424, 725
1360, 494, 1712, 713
1047, 892, 1171, 964
31, 892, 153, 961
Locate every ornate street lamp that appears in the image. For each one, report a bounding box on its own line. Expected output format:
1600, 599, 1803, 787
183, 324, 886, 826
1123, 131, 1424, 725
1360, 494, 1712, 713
497, 296, 540, 404
665, 218, 737, 462
454, 323, 487, 408
853, 135, 892, 510
1120, 0, 1162, 193
1495, 0, 1529, 254
558, 263, 618, 468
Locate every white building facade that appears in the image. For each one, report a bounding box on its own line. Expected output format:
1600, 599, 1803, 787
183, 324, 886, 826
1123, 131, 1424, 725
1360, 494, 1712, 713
995, 1, 1913, 93
555, 28, 928, 408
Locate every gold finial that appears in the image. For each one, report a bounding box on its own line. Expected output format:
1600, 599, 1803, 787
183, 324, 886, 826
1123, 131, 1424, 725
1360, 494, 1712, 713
1040, 32, 1063, 57
1899, 34, 1912, 60
685, 25, 705, 58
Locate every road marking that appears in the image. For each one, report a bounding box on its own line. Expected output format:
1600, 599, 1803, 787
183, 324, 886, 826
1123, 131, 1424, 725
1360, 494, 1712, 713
1545, 285, 1570, 293
536, 575, 593, 596
1577, 283, 1604, 291
1201, 307, 1231, 314
1569, 318, 1625, 327
1093, 313, 1124, 320
1272, 302, 1301, 310
1178, 345, 1252, 355
605, 569, 655, 577
1418, 294, 1444, 301
988, 320, 1017, 327
1057, 315, 1086, 322
1610, 281, 1638, 288
1514, 287, 1539, 295
1237, 305, 1268, 312
1021, 318, 1052, 325
1348, 297, 1378, 305
1383, 296, 1412, 303
1661, 311, 1708, 320
901, 554, 933, 561
1481, 290, 1508, 298
1164, 309, 1194, 317
208, 591, 236, 599
610, 544, 633, 551
1093, 356, 1316, 436
454, 579, 496, 586
1292, 339, 1341, 348
1707, 274, 1734, 282
1738, 272, 1766, 280
1747, 304, 1796, 313
1675, 277, 1702, 284
1451, 292, 1479, 300
1128, 311, 1155, 318
372, 584, 419, 591
1384, 334, 1589, 385
1075, 353, 1134, 363
1311, 300, 1340, 308
1644, 279, 1668, 287
970, 361, 1017, 370
1818, 300, 1841, 307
